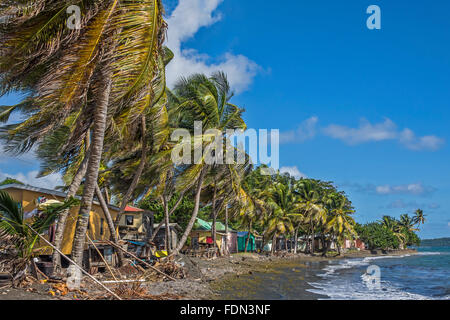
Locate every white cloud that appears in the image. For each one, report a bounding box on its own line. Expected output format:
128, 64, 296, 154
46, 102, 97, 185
279, 116, 318, 144
323, 118, 397, 145
399, 128, 445, 151
0, 170, 62, 190
165, 0, 261, 93
322, 118, 445, 151
343, 181, 436, 196
375, 182, 435, 196
279, 166, 307, 179
386, 200, 440, 210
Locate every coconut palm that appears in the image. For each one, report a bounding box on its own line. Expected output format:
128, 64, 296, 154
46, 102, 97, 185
380, 216, 407, 249
0, 1, 167, 270
169, 72, 247, 253
293, 179, 326, 254
399, 214, 418, 232
264, 180, 301, 253
380, 216, 397, 230
413, 209, 426, 227
324, 193, 356, 256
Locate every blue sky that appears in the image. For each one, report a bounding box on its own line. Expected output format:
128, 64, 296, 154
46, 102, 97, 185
1, 0, 449, 238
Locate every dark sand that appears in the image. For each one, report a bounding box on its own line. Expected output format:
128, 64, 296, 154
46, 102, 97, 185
0, 249, 417, 300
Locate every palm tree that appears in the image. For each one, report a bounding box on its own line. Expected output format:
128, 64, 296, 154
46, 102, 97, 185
0, 1, 168, 271
170, 72, 247, 254
0, 190, 78, 285
264, 180, 300, 254
380, 215, 397, 230
399, 214, 418, 232
324, 194, 356, 256
413, 209, 426, 228
293, 179, 326, 254
380, 216, 406, 249
239, 166, 270, 252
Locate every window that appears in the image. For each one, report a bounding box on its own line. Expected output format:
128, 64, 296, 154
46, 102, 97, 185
100, 218, 104, 235
126, 215, 134, 226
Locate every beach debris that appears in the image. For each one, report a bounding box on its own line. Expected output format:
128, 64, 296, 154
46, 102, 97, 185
51, 282, 69, 296
26, 224, 122, 300
105, 240, 177, 281
113, 283, 183, 300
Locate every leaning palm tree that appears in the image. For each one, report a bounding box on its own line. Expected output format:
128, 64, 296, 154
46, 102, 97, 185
379, 215, 397, 230
169, 72, 247, 254
413, 209, 426, 228
399, 214, 418, 232
0, 190, 78, 285
0, 1, 168, 272
379, 216, 406, 249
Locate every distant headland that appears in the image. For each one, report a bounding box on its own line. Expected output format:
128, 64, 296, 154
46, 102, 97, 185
420, 237, 450, 247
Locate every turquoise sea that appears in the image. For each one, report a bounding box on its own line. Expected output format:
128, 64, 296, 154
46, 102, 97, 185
218, 247, 450, 300
307, 246, 450, 300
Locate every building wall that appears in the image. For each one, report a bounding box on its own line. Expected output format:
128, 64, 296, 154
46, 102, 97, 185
189, 230, 222, 249
4, 187, 120, 255
225, 232, 238, 253
119, 212, 143, 233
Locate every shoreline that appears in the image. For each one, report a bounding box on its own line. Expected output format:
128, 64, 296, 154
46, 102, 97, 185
145, 249, 418, 300
0, 249, 418, 300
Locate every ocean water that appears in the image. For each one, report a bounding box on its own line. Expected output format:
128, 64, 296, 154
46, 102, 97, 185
307, 247, 450, 300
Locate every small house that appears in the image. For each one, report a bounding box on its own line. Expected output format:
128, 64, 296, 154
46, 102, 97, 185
0, 184, 121, 256
119, 206, 154, 242
0, 183, 153, 269
152, 223, 182, 250
189, 218, 238, 254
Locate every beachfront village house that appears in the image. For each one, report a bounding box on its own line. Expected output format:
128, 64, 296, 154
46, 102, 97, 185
151, 223, 182, 251
119, 206, 154, 242
0, 183, 149, 270
188, 217, 238, 254
237, 232, 263, 252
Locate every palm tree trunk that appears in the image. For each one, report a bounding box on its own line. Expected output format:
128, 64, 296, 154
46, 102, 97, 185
70, 70, 111, 270
293, 228, 298, 254
244, 220, 252, 253
224, 205, 229, 255
174, 167, 207, 254
322, 235, 331, 257
104, 185, 110, 204
211, 183, 217, 250
95, 184, 124, 266
113, 115, 147, 229
310, 221, 315, 255
52, 148, 90, 273
162, 195, 172, 255
150, 192, 185, 243
271, 234, 276, 255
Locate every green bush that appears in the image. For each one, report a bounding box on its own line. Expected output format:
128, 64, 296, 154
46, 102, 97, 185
356, 222, 400, 250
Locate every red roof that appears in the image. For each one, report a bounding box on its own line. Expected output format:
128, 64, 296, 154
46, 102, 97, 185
125, 205, 144, 212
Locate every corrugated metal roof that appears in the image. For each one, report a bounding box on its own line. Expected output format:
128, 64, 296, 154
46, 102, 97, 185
0, 183, 121, 211
125, 205, 144, 212
194, 217, 235, 232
